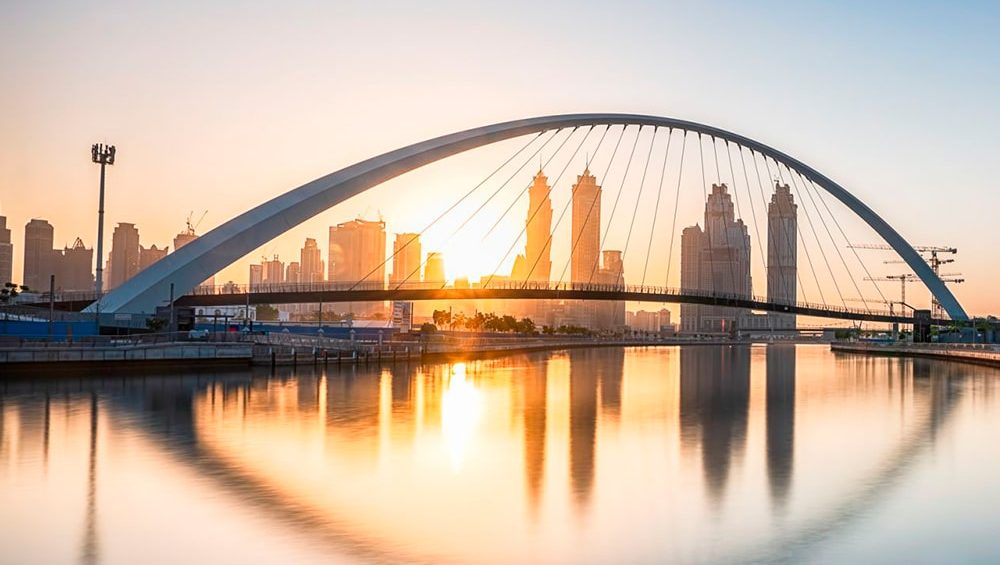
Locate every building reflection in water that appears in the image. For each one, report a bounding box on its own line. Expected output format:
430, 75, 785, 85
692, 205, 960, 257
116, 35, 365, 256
522, 356, 547, 517
679, 346, 751, 507
567, 348, 625, 512
766, 344, 796, 513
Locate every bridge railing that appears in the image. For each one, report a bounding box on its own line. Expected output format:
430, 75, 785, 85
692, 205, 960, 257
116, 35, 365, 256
184, 279, 899, 319
26, 278, 912, 321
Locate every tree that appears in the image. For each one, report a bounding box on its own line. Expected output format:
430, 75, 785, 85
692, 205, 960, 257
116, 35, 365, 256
432, 309, 451, 328
256, 304, 279, 321
0, 282, 27, 304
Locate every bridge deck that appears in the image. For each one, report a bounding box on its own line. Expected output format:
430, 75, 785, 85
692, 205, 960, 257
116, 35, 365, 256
28, 282, 944, 325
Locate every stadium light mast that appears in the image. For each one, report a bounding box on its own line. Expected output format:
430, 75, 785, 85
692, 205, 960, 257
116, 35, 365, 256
91, 143, 116, 297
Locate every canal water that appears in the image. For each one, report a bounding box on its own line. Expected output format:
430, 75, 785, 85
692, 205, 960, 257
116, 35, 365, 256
2, 345, 1000, 564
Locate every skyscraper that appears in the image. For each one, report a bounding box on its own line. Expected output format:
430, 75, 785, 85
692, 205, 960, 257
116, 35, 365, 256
424, 252, 446, 284
108, 223, 140, 289
593, 250, 626, 329
23, 219, 55, 291
680, 225, 705, 334
680, 184, 752, 333
286, 261, 300, 284
56, 238, 94, 291
514, 170, 553, 282
767, 182, 797, 329
570, 168, 601, 283
262, 255, 284, 284
0, 215, 12, 284
174, 228, 215, 288
249, 264, 263, 290
391, 233, 421, 285
139, 244, 168, 272
299, 237, 324, 283
328, 218, 386, 316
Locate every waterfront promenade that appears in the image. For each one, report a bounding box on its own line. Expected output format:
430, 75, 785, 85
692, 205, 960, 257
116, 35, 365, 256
832, 341, 1000, 368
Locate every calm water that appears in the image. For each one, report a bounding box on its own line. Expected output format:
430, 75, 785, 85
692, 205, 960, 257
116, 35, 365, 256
3, 345, 1000, 564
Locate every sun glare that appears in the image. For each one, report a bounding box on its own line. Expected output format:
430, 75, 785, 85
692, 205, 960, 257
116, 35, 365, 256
441, 363, 484, 472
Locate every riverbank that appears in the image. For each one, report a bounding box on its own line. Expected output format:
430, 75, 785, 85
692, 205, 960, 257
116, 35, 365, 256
1, 331, 772, 375
831, 342, 1000, 368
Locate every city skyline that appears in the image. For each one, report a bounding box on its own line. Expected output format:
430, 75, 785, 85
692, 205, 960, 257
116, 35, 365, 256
1, 2, 997, 314
0, 159, 961, 327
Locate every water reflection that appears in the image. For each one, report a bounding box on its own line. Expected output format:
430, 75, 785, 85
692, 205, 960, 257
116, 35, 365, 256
766, 344, 796, 512
679, 345, 751, 506
2, 347, 1000, 564
522, 355, 546, 517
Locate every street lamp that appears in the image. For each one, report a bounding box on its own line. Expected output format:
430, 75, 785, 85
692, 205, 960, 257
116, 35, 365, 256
91, 143, 115, 296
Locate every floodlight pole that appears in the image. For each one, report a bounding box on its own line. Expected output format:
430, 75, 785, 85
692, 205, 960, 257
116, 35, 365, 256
91, 143, 115, 330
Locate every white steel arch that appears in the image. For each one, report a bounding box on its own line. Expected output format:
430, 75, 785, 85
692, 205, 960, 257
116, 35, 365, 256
88, 114, 968, 320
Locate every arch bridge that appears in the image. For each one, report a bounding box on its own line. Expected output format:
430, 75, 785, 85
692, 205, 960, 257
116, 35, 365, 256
80, 114, 966, 322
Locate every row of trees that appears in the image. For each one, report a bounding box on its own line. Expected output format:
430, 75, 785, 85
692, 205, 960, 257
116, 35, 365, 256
430, 309, 594, 336
432, 310, 537, 334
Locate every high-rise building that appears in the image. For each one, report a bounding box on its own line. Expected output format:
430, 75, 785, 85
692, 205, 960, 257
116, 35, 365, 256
174, 229, 215, 288
680, 225, 705, 334
262, 255, 284, 284
329, 218, 386, 316
424, 252, 446, 284
391, 233, 421, 285
56, 238, 94, 292
139, 244, 168, 272
286, 261, 301, 284
23, 219, 55, 291
299, 238, 324, 283
249, 264, 263, 290
767, 182, 797, 329
592, 250, 626, 330
570, 168, 602, 283
0, 215, 12, 284
513, 170, 553, 282
680, 184, 752, 333
108, 223, 141, 289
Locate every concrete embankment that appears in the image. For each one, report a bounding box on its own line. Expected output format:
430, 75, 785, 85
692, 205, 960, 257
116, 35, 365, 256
831, 342, 1000, 368
0, 342, 253, 374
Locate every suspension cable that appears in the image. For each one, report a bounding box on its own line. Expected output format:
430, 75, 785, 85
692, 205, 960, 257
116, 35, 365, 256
392, 129, 564, 290
641, 128, 673, 286
781, 162, 846, 308
348, 130, 548, 290
587, 127, 643, 283
558, 126, 628, 285
485, 126, 596, 288
709, 136, 741, 302
521, 125, 612, 285
765, 156, 826, 305
726, 141, 768, 298
483, 128, 579, 242
614, 126, 660, 284
794, 169, 870, 312
664, 131, 688, 287
749, 147, 807, 304
807, 177, 890, 306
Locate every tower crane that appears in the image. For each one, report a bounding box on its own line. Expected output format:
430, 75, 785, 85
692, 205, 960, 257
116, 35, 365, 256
185, 210, 208, 236
851, 243, 960, 318
864, 274, 918, 311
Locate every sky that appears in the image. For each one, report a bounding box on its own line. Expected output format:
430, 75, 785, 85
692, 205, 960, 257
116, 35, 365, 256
1, 0, 998, 315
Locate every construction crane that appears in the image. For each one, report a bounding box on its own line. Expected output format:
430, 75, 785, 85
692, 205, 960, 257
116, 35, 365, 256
864, 274, 918, 309
850, 243, 957, 278
852, 243, 960, 319
185, 210, 208, 236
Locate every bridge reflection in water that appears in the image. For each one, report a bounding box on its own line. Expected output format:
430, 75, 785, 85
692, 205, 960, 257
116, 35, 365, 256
0, 345, 996, 564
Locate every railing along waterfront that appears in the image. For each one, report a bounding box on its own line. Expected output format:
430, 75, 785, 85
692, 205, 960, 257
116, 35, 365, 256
22, 279, 951, 324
